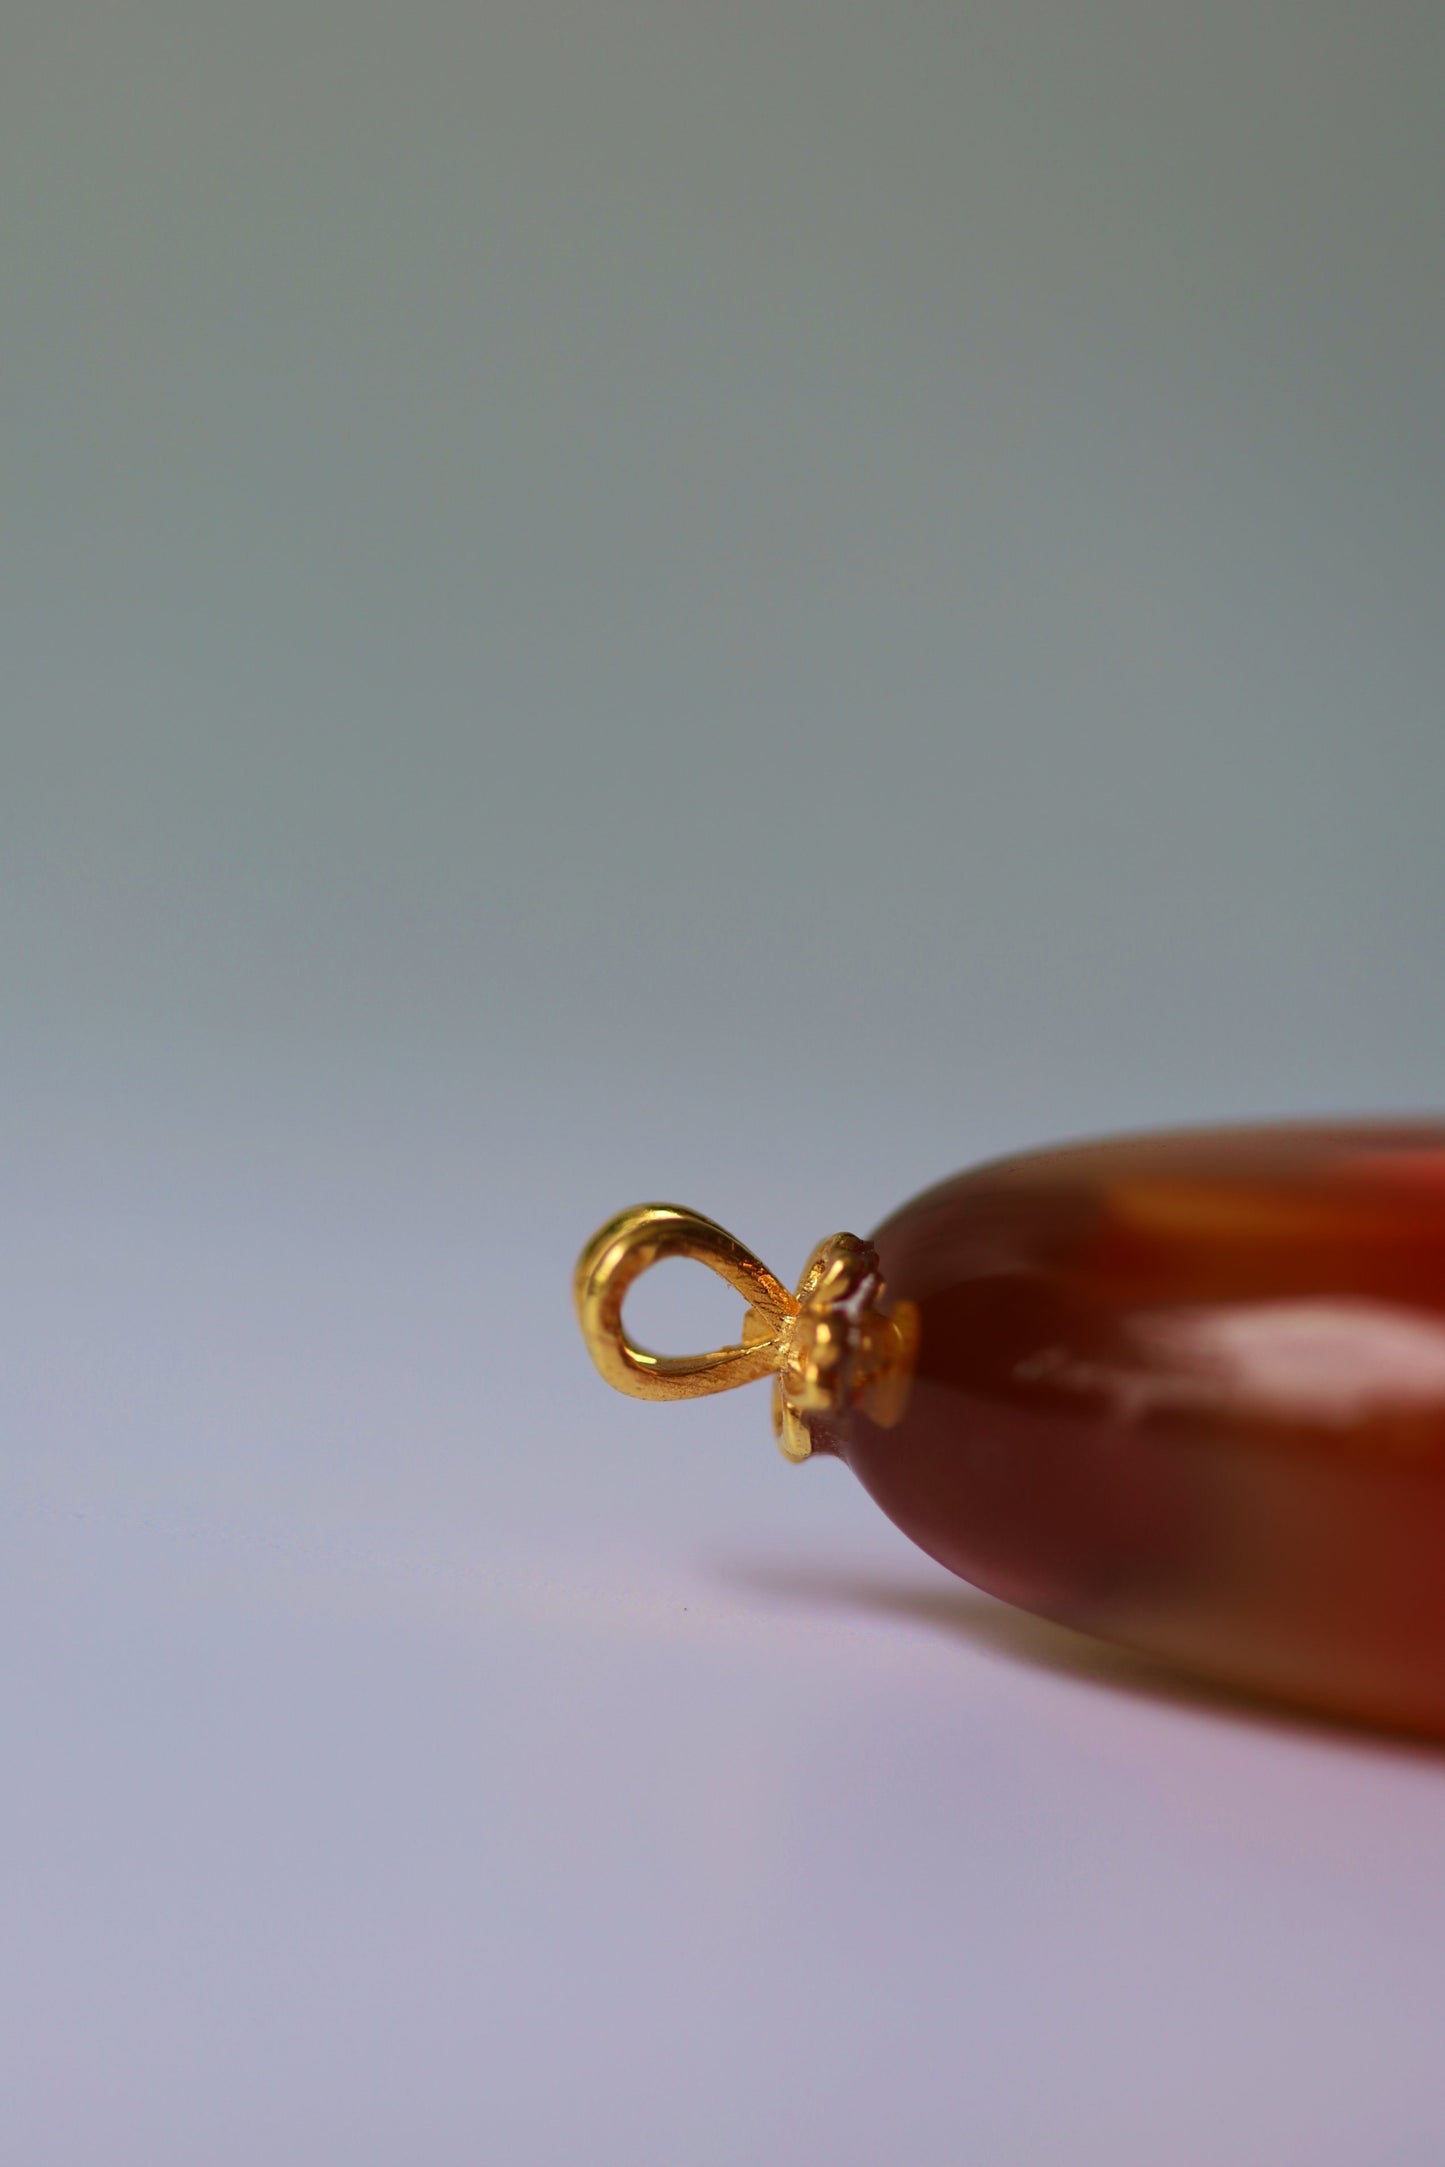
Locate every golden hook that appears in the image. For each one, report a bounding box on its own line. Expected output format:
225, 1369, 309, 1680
573, 1203, 797, 1402
573, 1203, 919, 1461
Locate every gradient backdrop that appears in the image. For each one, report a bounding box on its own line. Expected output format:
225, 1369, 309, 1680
4, 3, 1445, 2161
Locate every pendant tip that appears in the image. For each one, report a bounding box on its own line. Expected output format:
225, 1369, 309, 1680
574, 1201, 918, 1456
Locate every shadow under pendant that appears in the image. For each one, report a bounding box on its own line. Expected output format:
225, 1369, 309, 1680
574, 1123, 1445, 1738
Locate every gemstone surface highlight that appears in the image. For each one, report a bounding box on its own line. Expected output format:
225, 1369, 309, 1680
836, 1124, 1445, 1734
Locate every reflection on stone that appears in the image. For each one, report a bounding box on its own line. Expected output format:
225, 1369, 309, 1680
835, 1123, 1445, 1736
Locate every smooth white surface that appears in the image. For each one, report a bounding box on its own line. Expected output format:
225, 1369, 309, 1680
7, 1498, 1445, 2164
5, 1098, 1445, 2166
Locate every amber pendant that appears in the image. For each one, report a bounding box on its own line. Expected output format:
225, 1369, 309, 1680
575, 1124, 1445, 1737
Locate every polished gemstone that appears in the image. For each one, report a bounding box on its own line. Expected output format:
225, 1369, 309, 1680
834, 1124, 1445, 1735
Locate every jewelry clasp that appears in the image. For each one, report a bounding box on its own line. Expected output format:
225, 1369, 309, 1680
573, 1203, 918, 1461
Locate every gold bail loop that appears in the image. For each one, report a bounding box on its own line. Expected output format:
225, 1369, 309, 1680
573, 1204, 798, 1404
574, 1203, 920, 1463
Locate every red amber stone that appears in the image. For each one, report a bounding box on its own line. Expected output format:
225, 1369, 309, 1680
835, 1124, 1445, 1735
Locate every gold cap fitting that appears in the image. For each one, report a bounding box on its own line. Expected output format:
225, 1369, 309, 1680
573, 1203, 918, 1461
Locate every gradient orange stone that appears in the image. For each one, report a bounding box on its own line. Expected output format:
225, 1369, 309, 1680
833, 1124, 1445, 1736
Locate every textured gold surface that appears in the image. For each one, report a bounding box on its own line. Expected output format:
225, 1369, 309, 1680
574, 1204, 917, 1461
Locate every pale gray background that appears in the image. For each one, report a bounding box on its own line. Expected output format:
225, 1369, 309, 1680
4, 3, 1445, 2161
